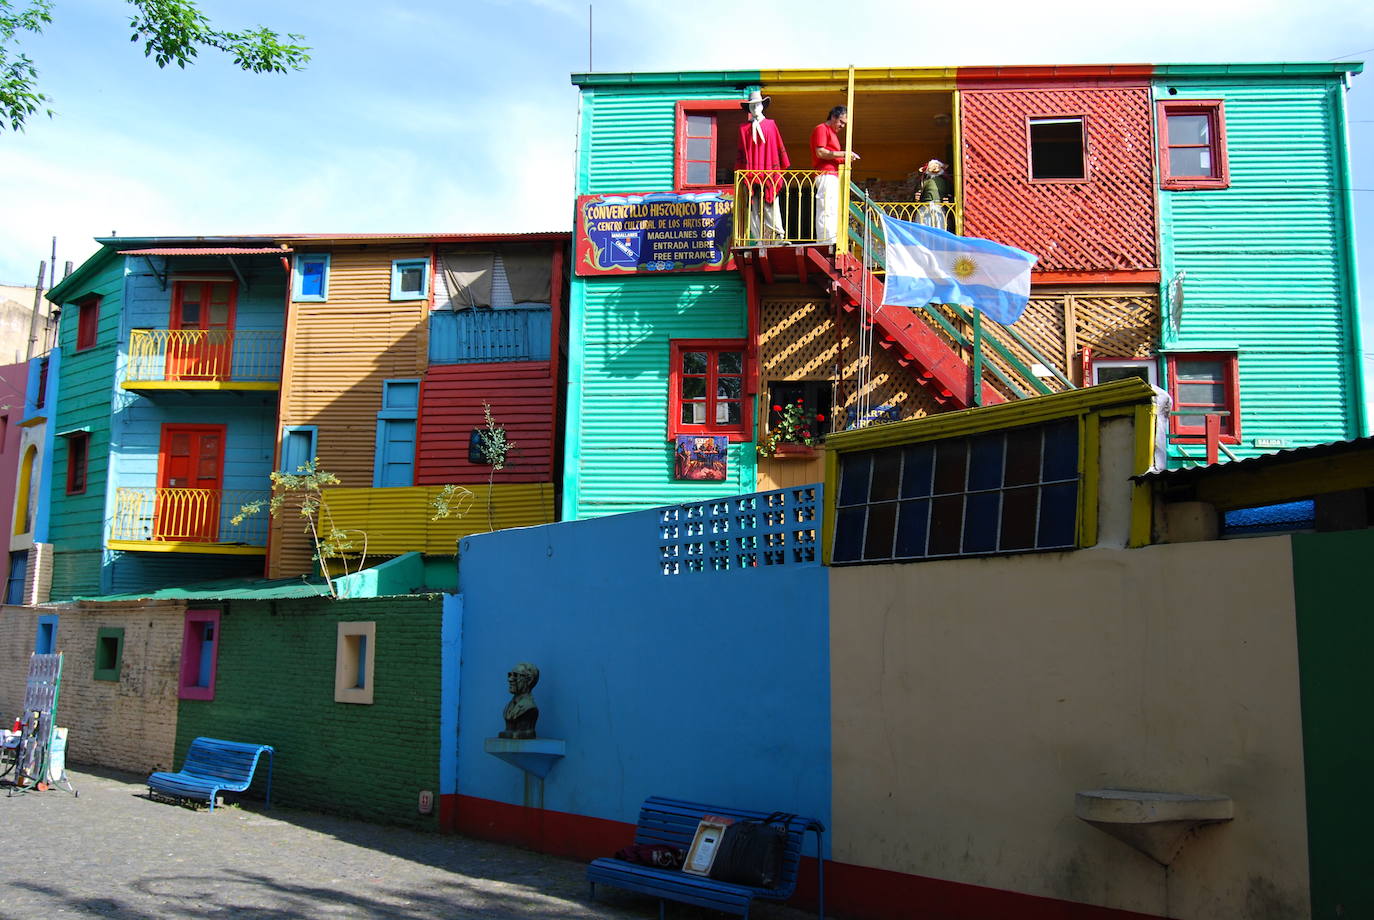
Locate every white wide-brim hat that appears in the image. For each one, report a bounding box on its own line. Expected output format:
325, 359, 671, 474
740, 90, 771, 110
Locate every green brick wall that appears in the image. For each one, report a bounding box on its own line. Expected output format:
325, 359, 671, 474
174, 595, 446, 828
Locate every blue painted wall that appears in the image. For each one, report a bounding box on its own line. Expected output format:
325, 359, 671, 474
20, 349, 59, 543
455, 498, 831, 851
428, 307, 551, 364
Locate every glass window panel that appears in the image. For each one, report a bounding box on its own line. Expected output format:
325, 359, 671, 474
870, 448, 902, 503
1041, 420, 1079, 481
685, 137, 712, 161
968, 433, 1004, 491
1037, 482, 1078, 548
681, 377, 706, 399
838, 455, 871, 507
1178, 382, 1225, 406
209, 302, 230, 326
1176, 359, 1223, 381
1097, 365, 1150, 384
682, 351, 707, 374
1168, 113, 1210, 145
832, 507, 866, 562
717, 351, 742, 374
1000, 486, 1039, 551
928, 495, 964, 556
301, 262, 325, 296
1004, 427, 1041, 486
962, 492, 1000, 554
1176, 413, 1207, 429
681, 402, 706, 424
1169, 148, 1210, 177
180, 302, 200, 325
686, 114, 713, 138
400, 265, 424, 292
717, 376, 741, 398
933, 441, 967, 494
895, 499, 929, 558
899, 444, 934, 499
686, 162, 711, 185
863, 502, 897, 561
716, 401, 741, 425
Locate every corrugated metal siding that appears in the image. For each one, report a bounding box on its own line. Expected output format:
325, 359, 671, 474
567, 273, 754, 519
105, 551, 261, 595
50, 549, 102, 600
1158, 79, 1357, 459
428, 309, 552, 364
580, 84, 751, 194
960, 87, 1157, 271
322, 483, 555, 555
416, 361, 555, 483
270, 244, 430, 577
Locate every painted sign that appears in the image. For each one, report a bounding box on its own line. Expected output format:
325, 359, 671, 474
674, 436, 728, 482
576, 192, 733, 276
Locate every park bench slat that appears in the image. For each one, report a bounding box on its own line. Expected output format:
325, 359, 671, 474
147, 737, 273, 812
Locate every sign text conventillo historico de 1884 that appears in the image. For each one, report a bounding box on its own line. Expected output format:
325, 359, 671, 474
575, 192, 734, 275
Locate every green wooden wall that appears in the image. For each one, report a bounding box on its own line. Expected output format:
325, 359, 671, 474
48, 249, 124, 599
1156, 74, 1365, 463
174, 596, 445, 828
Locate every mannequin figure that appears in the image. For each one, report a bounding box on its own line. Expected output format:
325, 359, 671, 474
917, 159, 953, 230
735, 90, 790, 245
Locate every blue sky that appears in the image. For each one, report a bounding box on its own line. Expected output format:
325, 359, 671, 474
1, 0, 1371, 413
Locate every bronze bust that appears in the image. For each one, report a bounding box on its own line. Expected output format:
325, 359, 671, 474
500, 662, 540, 739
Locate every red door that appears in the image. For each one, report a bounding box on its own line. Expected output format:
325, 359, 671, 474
155, 425, 225, 542
168, 281, 236, 380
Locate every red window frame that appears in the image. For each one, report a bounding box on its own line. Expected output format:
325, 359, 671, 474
1157, 100, 1229, 190
668, 339, 753, 442
1026, 114, 1089, 184
674, 100, 744, 192
66, 432, 89, 495
75, 296, 101, 351
1167, 352, 1240, 444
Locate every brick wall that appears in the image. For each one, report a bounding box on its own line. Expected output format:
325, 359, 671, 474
0, 605, 40, 719
174, 595, 445, 829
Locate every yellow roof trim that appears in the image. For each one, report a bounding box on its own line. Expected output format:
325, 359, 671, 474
121, 381, 280, 392
107, 540, 267, 556
824, 379, 1158, 452
760, 67, 959, 87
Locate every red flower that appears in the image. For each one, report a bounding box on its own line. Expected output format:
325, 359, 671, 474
816, 413, 825, 422
802, 429, 811, 437
796, 398, 803, 403
772, 404, 781, 412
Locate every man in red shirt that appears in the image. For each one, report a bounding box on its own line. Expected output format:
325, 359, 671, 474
811, 105, 859, 245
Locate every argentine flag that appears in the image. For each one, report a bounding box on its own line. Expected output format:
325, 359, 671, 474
880, 215, 1038, 325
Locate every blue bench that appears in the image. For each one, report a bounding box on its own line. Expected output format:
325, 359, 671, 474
147, 737, 274, 812
588, 796, 825, 919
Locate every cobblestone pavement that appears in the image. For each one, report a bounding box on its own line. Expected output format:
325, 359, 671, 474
0, 766, 816, 920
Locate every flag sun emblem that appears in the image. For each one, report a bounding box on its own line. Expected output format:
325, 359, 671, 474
952, 255, 978, 280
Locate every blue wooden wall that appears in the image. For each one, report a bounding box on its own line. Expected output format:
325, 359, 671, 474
428, 307, 551, 364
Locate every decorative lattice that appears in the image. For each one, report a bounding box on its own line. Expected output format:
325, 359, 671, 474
960, 87, 1158, 272
1072, 293, 1160, 359
659, 485, 820, 575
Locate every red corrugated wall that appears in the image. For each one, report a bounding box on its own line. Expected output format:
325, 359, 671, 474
416, 361, 555, 484
959, 86, 1157, 272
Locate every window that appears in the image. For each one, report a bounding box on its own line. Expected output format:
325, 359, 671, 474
335, 621, 376, 704
0, 415, 7, 451
75, 296, 101, 350
391, 259, 430, 301
293, 253, 331, 301
94, 627, 124, 681
832, 418, 1081, 564
1028, 117, 1086, 181
34, 614, 58, 654
1091, 359, 1158, 388
1167, 352, 1240, 443
374, 380, 419, 487
65, 431, 89, 495
6, 551, 27, 605
668, 340, 752, 441
280, 425, 318, 474
179, 609, 220, 700
35, 356, 48, 409
675, 100, 743, 190
1158, 100, 1228, 189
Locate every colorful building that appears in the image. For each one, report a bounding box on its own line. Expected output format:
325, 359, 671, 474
563, 62, 1364, 519
5, 353, 57, 605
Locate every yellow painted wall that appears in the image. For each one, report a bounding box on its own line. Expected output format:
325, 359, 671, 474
322, 483, 556, 556
829, 537, 1309, 919
270, 244, 431, 577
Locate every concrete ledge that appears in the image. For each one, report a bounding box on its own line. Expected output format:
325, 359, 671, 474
1075, 788, 1234, 865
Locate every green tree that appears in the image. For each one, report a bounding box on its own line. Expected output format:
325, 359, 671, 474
1, 0, 309, 131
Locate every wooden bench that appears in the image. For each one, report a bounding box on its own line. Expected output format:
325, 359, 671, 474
588, 796, 825, 919
147, 737, 274, 812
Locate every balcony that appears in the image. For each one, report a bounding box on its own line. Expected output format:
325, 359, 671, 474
108, 487, 269, 554
428, 308, 552, 365
122, 329, 283, 391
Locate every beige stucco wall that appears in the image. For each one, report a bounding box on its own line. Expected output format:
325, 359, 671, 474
830, 536, 1309, 920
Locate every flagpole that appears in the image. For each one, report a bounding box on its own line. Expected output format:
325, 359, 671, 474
838, 65, 855, 257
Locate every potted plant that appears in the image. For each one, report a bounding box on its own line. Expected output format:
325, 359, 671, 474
758, 398, 826, 458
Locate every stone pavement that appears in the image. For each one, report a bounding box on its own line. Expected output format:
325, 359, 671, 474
0, 766, 817, 920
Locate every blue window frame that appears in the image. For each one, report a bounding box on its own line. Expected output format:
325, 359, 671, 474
280, 425, 318, 474
35, 614, 58, 654
293, 253, 330, 301
7, 551, 28, 605
374, 380, 419, 487
390, 259, 429, 301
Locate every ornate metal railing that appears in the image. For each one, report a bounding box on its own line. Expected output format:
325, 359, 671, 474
125, 329, 283, 384
111, 487, 269, 546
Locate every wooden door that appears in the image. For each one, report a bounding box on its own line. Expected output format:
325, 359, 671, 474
168, 281, 236, 380
155, 425, 226, 541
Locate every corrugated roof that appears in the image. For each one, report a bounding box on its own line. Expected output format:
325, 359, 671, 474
272, 231, 569, 242
118, 247, 291, 256
1138, 436, 1374, 485
76, 576, 331, 603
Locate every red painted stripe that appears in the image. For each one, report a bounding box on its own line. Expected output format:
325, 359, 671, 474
957, 64, 1153, 90
1031, 270, 1161, 285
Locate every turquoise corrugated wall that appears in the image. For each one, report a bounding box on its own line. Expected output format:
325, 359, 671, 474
566, 79, 758, 519
1157, 77, 1364, 463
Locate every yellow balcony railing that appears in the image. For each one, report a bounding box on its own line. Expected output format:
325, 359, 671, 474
124, 329, 283, 386
110, 487, 269, 549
